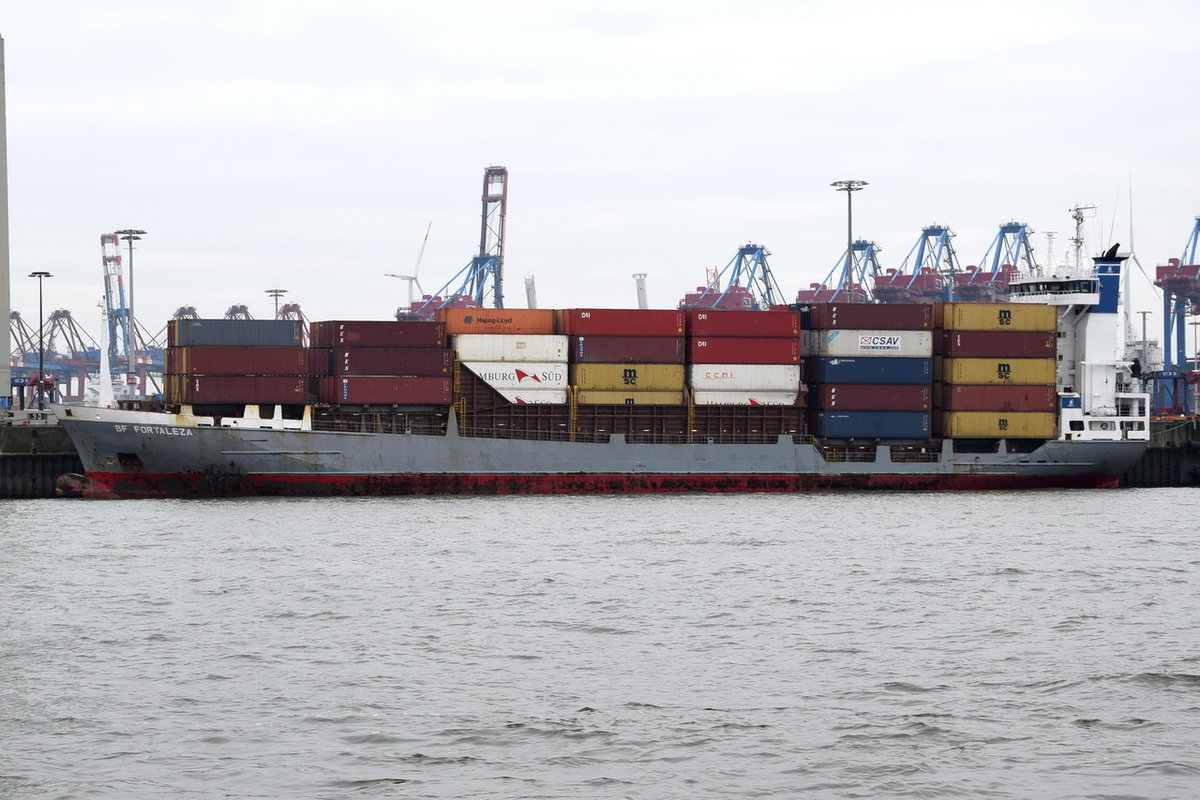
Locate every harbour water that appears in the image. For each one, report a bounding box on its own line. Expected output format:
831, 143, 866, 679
2, 490, 1198, 799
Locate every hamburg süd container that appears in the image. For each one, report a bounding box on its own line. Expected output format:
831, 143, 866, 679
316, 376, 453, 405
686, 309, 800, 338
809, 384, 932, 411
168, 319, 304, 348
939, 330, 1056, 358
441, 308, 557, 336
570, 335, 686, 364
689, 337, 800, 365
462, 362, 569, 390
800, 303, 934, 331
571, 363, 685, 391
943, 358, 1057, 385
807, 357, 932, 385
560, 309, 685, 337
941, 303, 1057, 332
941, 410, 1057, 439
318, 347, 452, 377
941, 384, 1057, 412
452, 334, 568, 363
488, 388, 568, 405
575, 390, 686, 405
808, 410, 931, 440
691, 391, 800, 406
310, 320, 447, 349
802, 329, 933, 358
165, 346, 309, 376
166, 375, 311, 404
688, 364, 801, 392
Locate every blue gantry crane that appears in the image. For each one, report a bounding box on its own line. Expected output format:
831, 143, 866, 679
679, 243, 786, 310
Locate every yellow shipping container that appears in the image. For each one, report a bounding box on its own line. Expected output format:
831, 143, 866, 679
942, 302, 1057, 331
943, 358, 1056, 385
942, 411, 1057, 439
575, 390, 685, 405
571, 363, 685, 391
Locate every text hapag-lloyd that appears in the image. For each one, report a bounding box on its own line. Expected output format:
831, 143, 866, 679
113, 423, 195, 436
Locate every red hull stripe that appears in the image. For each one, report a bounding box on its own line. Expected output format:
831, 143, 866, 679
77, 470, 1121, 498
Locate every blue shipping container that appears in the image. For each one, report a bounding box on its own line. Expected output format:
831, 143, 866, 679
809, 410, 931, 440
808, 357, 932, 385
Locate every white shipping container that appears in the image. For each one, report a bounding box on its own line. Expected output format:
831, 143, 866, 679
692, 391, 799, 406
689, 364, 801, 392
464, 362, 568, 390
452, 334, 568, 363
493, 388, 568, 405
802, 329, 932, 357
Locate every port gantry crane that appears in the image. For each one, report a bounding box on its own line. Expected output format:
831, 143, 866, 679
954, 222, 1037, 302
679, 243, 786, 311
794, 239, 883, 304
1152, 216, 1200, 415
874, 225, 962, 303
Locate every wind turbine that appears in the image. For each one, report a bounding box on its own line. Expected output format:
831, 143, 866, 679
385, 221, 432, 308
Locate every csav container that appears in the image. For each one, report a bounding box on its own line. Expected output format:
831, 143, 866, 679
692, 391, 800, 406
165, 346, 309, 376
808, 410, 931, 439
686, 309, 800, 338
575, 390, 685, 405
462, 362, 569, 390
809, 384, 932, 411
168, 319, 304, 348
166, 375, 311, 404
689, 337, 800, 365
571, 363, 685, 391
560, 309, 685, 337
570, 335, 686, 364
800, 303, 935, 331
310, 320, 447, 348
452, 334, 568, 363
941, 384, 1057, 412
807, 357, 932, 385
802, 329, 933, 358
941, 410, 1057, 438
316, 376, 453, 405
441, 308, 557, 336
939, 330, 1057, 358
941, 303, 1057, 332
943, 358, 1057, 385
688, 364, 801, 392
322, 347, 453, 377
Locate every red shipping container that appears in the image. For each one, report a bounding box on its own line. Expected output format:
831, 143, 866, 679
310, 320, 447, 348
170, 375, 311, 404
941, 384, 1058, 412
687, 309, 800, 338
317, 376, 453, 405
570, 335, 686, 364
165, 346, 309, 376
939, 330, 1056, 358
560, 309, 684, 337
809, 384, 931, 411
327, 347, 453, 376
805, 303, 934, 330
689, 337, 799, 364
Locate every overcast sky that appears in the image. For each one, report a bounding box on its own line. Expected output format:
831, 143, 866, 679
3, 1, 1197, 345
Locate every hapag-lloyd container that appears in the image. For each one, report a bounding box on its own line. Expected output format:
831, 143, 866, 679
570, 335, 686, 364
943, 358, 1057, 385
310, 320, 447, 348
452, 334, 568, 363
165, 375, 310, 404
316, 376, 453, 405
575, 390, 686, 405
165, 346, 308, 376
802, 329, 933, 358
941, 411, 1057, 438
686, 309, 800, 338
571, 364, 685, 391
688, 364, 801, 392
939, 330, 1056, 358
807, 357, 933, 385
941, 303, 1057, 332
809, 384, 932, 411
808, 410, 931, 439
441, 308, 557, 335
315, 347, 452, 377
692, 391, 800, 406
689, 337, 800, 364
168, 319, 304, 348
941, 384, 1057, 412
463, 362, 568, 390
560, 309, 685, 337
800, 303, 935, 331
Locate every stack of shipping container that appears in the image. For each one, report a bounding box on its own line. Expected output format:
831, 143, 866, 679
564, 309, 687, 405
937, 303, 1058, 439
309, 320, 452, 405
687, 309, 801, 405
449, 308, 566, 405
163, 319, 308, 406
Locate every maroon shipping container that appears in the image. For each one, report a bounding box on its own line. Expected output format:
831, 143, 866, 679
689, 337, 799, 364
316, 376, 453, 405
805, 303, 935, 330
687, 309, 800, 338
570, 335, 686, 364
941, 384, 1058, 412
169, 375, 311, 404
310, 320, 447, 348
315, 347, 454, 377
165, 346, 309, 376
809, 384, 932, 411
939, 330, 1056, 358
560, 309, 685, 337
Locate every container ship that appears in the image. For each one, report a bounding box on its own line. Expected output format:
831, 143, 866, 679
54, 252, 1150, 498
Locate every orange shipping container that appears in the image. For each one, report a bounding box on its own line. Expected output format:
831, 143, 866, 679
440, 308, 557, 335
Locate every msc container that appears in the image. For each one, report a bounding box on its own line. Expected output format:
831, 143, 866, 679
942, 303, 1057, 332
575, 390, 685, 405
941, 384, 1057, 412
807, 357, 933, 385
689, 337, 800, 364
316, 376, 453, 405
310, 320, 447, 348
808, 410, 931, 440
462, 362, 569, 390
168, 319, 304, 348
570, 335, 686, 364
801, 303, 935, 331
560, 309, 685, 337
164, 346, 309, 376
441, 308, 557, 336
452, 334, 568, 363
692, 390, 800, 406
802, 329, 933, 358
941, 410, 1057, 438
166, 375, 311, 404
688, 364, 801, 392
939, 330, 1057, 357
943, 358, 1057, 385
809, 384, 932, 411
490, 388, 568, 405
325, 347, 453, 377
571, 363, 685, 391
687, 309, 800, 338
